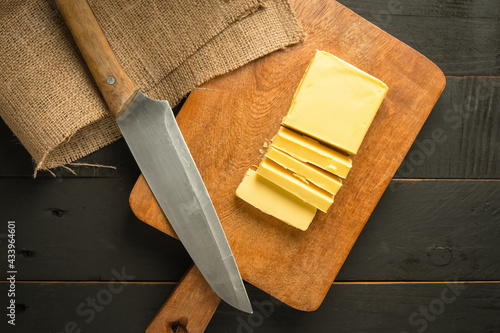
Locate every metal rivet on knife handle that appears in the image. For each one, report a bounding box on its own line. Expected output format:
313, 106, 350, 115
106, 76, 116, 85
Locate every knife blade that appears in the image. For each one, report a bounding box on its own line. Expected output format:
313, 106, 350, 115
55, 0, 252, 313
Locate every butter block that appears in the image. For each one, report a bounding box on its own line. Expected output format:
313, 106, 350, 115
257, 158, 334, 212
236, 169, 317, 231
271, 127, 352, 179
266, 146, 342, 195
282, 50, 388, 155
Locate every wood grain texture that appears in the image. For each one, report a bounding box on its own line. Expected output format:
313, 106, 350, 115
208, 282, 500, 333
1, 179, 498, 282
338, 0, 500, 75
146, 266, 220, 333
0, 178, 191, 282
55, 0, 138, 118
1, 282, 498, 333
339, 0, 499, 19
395, 76, 500, 179
129, 0, 445, 311
337, 179, 500, 281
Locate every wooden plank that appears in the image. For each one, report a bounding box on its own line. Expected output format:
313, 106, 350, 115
2, 76, 498, 181
395, 76, 500, 179
340, 0, 499, 19
0, 178, 190, 281
0, 282, 174, 333
337, 179, 500, 281
0, 282, 498, 332
209, 282, 500, 333
3, 77, 498, 180
2, 178, 498, 282
338, 0, 500, 75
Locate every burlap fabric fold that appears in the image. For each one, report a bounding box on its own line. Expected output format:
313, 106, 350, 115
0, 0, 304, 174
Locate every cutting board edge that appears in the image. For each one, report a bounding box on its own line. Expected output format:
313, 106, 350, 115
129, 175, 175, 237
127, 0, 449, 312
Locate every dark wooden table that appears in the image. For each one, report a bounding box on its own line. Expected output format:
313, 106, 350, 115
1, 1, 499, 332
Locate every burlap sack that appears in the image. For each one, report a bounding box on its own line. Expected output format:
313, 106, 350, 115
0, 0, 304, 175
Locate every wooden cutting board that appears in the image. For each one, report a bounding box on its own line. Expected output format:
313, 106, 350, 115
130, 0, 445, 313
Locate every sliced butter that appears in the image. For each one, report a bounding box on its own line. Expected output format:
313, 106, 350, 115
266, 146, 342, 195
271, 127, 352, 179
257, 158, 333, 212
282, 50, 388, 155
236, 169, 317, 231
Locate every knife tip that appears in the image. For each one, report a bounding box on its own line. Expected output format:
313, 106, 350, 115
224, 287, 253, 314
238, 298, 253, 314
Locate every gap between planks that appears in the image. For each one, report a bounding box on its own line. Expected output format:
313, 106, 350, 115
444, 75, 500, 78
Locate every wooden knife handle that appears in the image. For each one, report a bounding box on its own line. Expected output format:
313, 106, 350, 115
147, 265, 221, 333
55, 0, 138, 118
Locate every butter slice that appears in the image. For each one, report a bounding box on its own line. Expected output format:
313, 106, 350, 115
271, 127, 352, 179
282, 50, 388, 155
257, 158, 333, 212
236, 169, 316, 231
266, 146, 342, 195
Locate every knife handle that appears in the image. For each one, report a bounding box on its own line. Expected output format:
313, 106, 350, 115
55, 0, 139, 118
147, 265, 221, 333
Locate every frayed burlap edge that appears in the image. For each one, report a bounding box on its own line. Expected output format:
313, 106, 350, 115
33, 116, 122, 177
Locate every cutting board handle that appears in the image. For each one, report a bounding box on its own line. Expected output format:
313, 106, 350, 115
147, 265, 221, 333
55, 0, 139, 118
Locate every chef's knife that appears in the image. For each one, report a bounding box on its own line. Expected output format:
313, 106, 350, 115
54, 0, 252, 313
